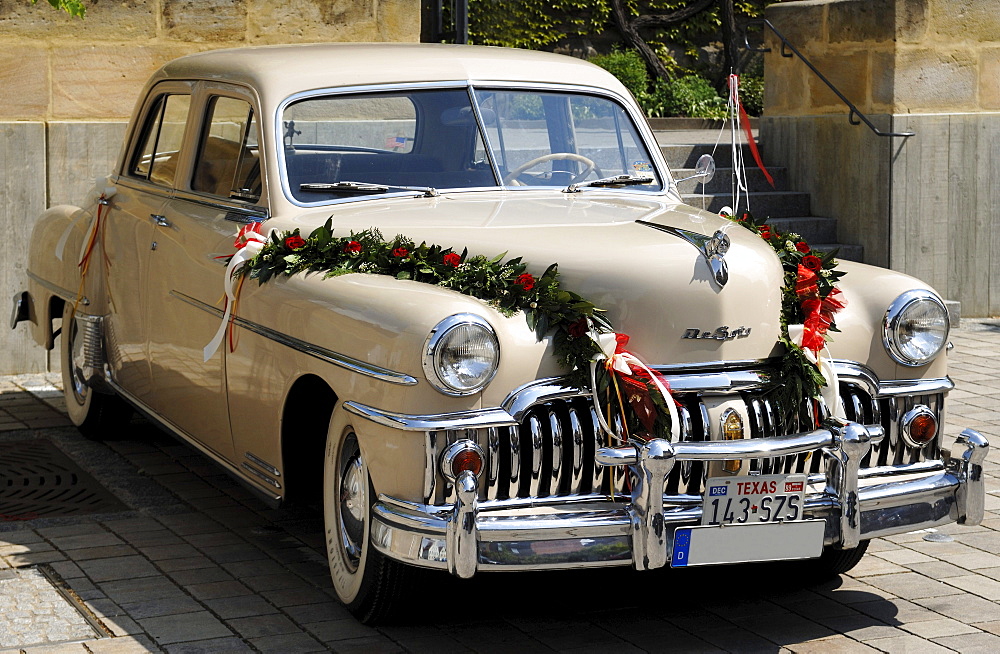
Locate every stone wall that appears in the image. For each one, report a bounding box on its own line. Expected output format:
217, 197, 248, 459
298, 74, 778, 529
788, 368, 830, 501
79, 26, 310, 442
761, 0, 1000, 316
0, 0, 419, 374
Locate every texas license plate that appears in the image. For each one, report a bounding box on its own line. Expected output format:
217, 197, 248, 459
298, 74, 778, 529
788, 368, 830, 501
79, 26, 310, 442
701, 474, 808, 526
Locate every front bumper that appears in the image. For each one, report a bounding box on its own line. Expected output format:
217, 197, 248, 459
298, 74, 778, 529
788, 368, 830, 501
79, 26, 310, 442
370, 420, 988, 577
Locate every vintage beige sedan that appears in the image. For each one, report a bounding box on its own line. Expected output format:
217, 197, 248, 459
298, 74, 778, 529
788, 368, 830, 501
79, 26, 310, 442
14, 44, 988, 623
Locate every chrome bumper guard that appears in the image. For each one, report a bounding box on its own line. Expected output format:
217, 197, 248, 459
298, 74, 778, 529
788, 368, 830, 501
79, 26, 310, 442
371, 420, 988, 578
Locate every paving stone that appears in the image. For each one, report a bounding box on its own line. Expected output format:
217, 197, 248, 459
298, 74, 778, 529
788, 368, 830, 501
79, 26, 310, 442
861, 634, 954, 653
78, 555, 160, 583
202, 595, 278, 620
912, 594, 1000, 623
249, 632, 327, 653
163, 636, 255, 653
99, 576, 187, 604
227, 613, 300, 638
863, 572, 966, 600
119, 595, 205, 619
139, 611, 233, 645
932, 631, 1000, 652
785, 636, 881, 653
85, 635, 161, 653
902, 617, 981, 638
185, 580, 251, 601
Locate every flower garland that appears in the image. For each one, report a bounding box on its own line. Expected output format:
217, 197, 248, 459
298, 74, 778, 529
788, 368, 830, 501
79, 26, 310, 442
723, 211, 847, 419
231, 218, 677, 444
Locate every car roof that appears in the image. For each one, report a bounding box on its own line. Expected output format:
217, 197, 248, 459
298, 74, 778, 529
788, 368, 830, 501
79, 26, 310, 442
153, 43, 633, 105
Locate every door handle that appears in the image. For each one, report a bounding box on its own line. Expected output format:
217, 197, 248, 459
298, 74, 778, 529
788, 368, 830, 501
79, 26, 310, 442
151, 214, 171, 227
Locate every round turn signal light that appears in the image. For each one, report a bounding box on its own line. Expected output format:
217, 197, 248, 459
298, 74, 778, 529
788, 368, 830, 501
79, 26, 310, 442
451, 448, 483, 477
901, 406, 938, 448
439, 440, 486, 482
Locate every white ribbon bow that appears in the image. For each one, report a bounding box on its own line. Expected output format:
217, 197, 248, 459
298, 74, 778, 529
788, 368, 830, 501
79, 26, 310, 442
590, 333, 681, 442
203, 228, 269, 361
787, 324, 844, 419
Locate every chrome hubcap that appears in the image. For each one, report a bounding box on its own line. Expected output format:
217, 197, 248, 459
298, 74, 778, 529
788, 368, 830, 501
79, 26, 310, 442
338, 438, 366, 571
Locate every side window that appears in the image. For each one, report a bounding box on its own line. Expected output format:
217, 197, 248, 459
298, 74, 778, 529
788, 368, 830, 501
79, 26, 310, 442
130, 94, 191, 187
192, 96, 260, 202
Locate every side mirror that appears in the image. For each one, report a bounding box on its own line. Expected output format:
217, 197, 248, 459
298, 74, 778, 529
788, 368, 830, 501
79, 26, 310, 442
674, 154, 716, 185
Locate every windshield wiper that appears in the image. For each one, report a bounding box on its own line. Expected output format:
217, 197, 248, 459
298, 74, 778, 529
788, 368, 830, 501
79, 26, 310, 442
299, 181, 439, 197
562, 174, 655, 194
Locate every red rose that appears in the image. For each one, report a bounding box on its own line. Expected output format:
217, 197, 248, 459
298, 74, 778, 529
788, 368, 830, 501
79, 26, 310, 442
343, 240, 362, 254
284, 235, 306, 250
392, 247, 408, 258
567, 318, 588, 338
740, 213, 750, 222
759, 226, 771, 239
515, 273, 536, 291
442, 252, 461, 267
801, 255, 823, 272
795, 242, 810, 254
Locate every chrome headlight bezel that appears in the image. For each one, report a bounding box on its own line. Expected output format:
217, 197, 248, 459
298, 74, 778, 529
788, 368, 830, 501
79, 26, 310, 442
882, 290, 950, 367
422, 313, 500, 396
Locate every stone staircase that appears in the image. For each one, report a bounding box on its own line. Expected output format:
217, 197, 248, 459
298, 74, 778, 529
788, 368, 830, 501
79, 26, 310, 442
651, 120, 863, 261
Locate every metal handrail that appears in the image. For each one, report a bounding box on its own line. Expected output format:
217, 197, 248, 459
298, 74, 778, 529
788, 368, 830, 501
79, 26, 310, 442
744, 19, 914, 138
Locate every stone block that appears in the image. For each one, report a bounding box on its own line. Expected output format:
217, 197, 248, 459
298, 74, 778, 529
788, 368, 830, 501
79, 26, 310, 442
981, 48, 1000, 110
0, 46, 49, 119
51, 44, 196, 120
247, 0, 375, 43
827, 0, 895, 44
870, 50, 897, 109
897, 0, 929, 43
764, 54, 810, 115
163, 0, 247, 43
47, 122, 128, 208
0, 122, 50, 374
807, 50, 872, 112
375, 0, 422, 42
0, 0, 155, 40
893, 49, 978, 111
766, 0, 828, 54
930, 0, 1000, 43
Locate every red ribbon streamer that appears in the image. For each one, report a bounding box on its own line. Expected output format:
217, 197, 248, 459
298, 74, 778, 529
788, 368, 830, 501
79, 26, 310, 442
730, 75, 774, 189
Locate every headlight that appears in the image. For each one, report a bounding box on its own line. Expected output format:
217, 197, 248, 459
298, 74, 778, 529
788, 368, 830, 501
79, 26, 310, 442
423, 314, 499, 395
883, 290, 950, 366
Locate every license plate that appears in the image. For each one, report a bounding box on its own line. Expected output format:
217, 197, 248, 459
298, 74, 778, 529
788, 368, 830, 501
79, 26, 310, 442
671, 520, 825, 567
701, 474, 807, 526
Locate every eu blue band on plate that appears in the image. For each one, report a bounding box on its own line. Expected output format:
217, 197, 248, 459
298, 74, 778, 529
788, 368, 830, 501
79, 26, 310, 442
671, 527, 692, 567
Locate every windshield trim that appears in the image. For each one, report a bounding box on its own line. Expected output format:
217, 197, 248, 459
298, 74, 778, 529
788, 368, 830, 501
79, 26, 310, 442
274, 80, 673, 209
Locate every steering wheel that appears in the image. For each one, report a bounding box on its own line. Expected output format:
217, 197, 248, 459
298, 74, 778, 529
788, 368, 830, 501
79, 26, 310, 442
503, 153, 602, 186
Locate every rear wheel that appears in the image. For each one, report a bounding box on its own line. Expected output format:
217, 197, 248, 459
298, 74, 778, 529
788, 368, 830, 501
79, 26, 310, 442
61, 304, 131, 439
324, 430, 410, 624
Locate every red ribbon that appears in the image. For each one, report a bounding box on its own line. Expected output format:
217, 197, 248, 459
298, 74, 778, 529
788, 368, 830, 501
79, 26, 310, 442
729, 75, 774, 189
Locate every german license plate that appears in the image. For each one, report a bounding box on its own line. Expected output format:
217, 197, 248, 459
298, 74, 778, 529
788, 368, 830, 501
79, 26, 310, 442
701, 474, 807, 526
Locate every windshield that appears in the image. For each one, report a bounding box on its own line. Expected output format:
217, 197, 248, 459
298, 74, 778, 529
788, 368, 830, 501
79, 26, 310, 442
281, 86, 662, 203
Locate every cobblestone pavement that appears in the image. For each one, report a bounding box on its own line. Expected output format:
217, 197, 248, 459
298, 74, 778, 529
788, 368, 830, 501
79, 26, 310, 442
0, 321, 997, 653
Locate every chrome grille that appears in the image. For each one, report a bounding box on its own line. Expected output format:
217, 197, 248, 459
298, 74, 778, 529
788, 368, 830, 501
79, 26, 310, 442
433, 382, 945, 504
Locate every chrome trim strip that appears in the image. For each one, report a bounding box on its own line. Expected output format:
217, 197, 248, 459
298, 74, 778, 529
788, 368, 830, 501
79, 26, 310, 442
244, 451, 280, 477
171, 189, 268, 221
878, 377, 954, 397
241, 463, 281, 489
169, 291, 418, 386
26, 271, 79, 304
345, 401, 517, 431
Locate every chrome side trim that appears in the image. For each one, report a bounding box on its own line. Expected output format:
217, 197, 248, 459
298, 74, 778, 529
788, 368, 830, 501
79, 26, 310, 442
169, 291, 418, 386
244, 451, 280, 477
26, 270, 81, 305
171, 189, 268, 222
241, 463, 281, 489
345, 401, 516, 431
878, 377, 954, 397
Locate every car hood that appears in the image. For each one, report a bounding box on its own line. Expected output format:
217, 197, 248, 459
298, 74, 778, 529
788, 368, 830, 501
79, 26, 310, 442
284, 191, 785, 366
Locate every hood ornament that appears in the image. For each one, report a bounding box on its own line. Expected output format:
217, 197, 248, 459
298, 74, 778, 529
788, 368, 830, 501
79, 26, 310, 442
637, 221, 730, 288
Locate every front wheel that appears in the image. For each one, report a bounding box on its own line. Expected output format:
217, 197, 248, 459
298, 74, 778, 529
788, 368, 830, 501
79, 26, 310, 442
324, 430, 410, 624
60, 304, 131, 439
811, 540, 870, 578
